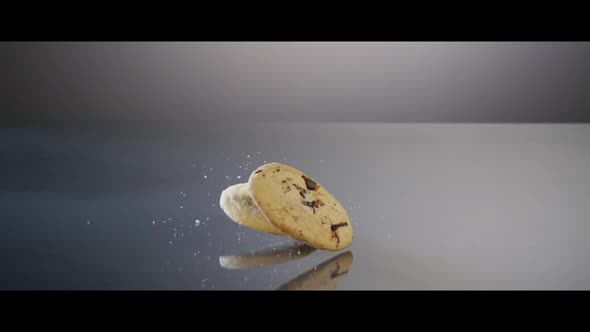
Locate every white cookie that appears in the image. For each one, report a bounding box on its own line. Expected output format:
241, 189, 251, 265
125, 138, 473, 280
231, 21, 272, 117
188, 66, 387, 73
220, 183, 285, 235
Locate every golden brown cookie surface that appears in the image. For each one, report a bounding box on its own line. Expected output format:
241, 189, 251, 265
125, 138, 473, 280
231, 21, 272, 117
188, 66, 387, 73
248, 162, 352, 250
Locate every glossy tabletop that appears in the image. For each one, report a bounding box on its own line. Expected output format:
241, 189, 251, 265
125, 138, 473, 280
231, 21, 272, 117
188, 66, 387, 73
2, 122, 590, 289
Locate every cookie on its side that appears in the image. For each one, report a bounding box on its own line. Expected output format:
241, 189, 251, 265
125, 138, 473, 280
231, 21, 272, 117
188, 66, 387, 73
249, 162, 353, 251
219, 183, 285, 236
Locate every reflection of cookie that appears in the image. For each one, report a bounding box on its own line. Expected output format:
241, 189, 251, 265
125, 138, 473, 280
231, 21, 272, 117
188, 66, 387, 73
277, 251, 353, 290
219, 242, 316, 269
249, 162, 352, 250
220, 183, 285, 235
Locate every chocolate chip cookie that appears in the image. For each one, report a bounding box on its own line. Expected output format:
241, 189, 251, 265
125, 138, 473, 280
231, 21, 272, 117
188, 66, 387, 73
248, 162, 353, 250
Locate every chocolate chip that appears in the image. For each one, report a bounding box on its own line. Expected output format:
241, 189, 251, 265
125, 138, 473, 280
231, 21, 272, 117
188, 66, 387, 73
302, 200, 316, 213
302, 175, 318, 190
302, 201, 315, 209
293, 183, 307, 198
330, 222, 348, 232
254, 170, 262, 174
331, 232, 340, 246
302, 200, 324, 214
330, 223, 347, 247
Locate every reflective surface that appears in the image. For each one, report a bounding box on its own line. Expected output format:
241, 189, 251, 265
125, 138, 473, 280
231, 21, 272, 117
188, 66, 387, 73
2, 122, 590, 289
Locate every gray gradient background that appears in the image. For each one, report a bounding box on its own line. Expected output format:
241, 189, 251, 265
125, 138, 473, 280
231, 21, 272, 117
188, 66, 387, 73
2, 42, 590, 290
3, 42, 590, 123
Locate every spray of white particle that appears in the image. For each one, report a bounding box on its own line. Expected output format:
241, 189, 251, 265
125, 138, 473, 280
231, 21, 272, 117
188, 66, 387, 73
203, 175, 207, 179
388, 234, 392, 239
237, 175, 241, 179
195, 219, 201, 226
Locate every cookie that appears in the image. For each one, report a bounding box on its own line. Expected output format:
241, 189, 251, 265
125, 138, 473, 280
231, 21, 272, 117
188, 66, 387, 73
219, 183, 285, 236
277, 251, 353, 290
219, 242, 316, 269
248, 162, 353, 250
